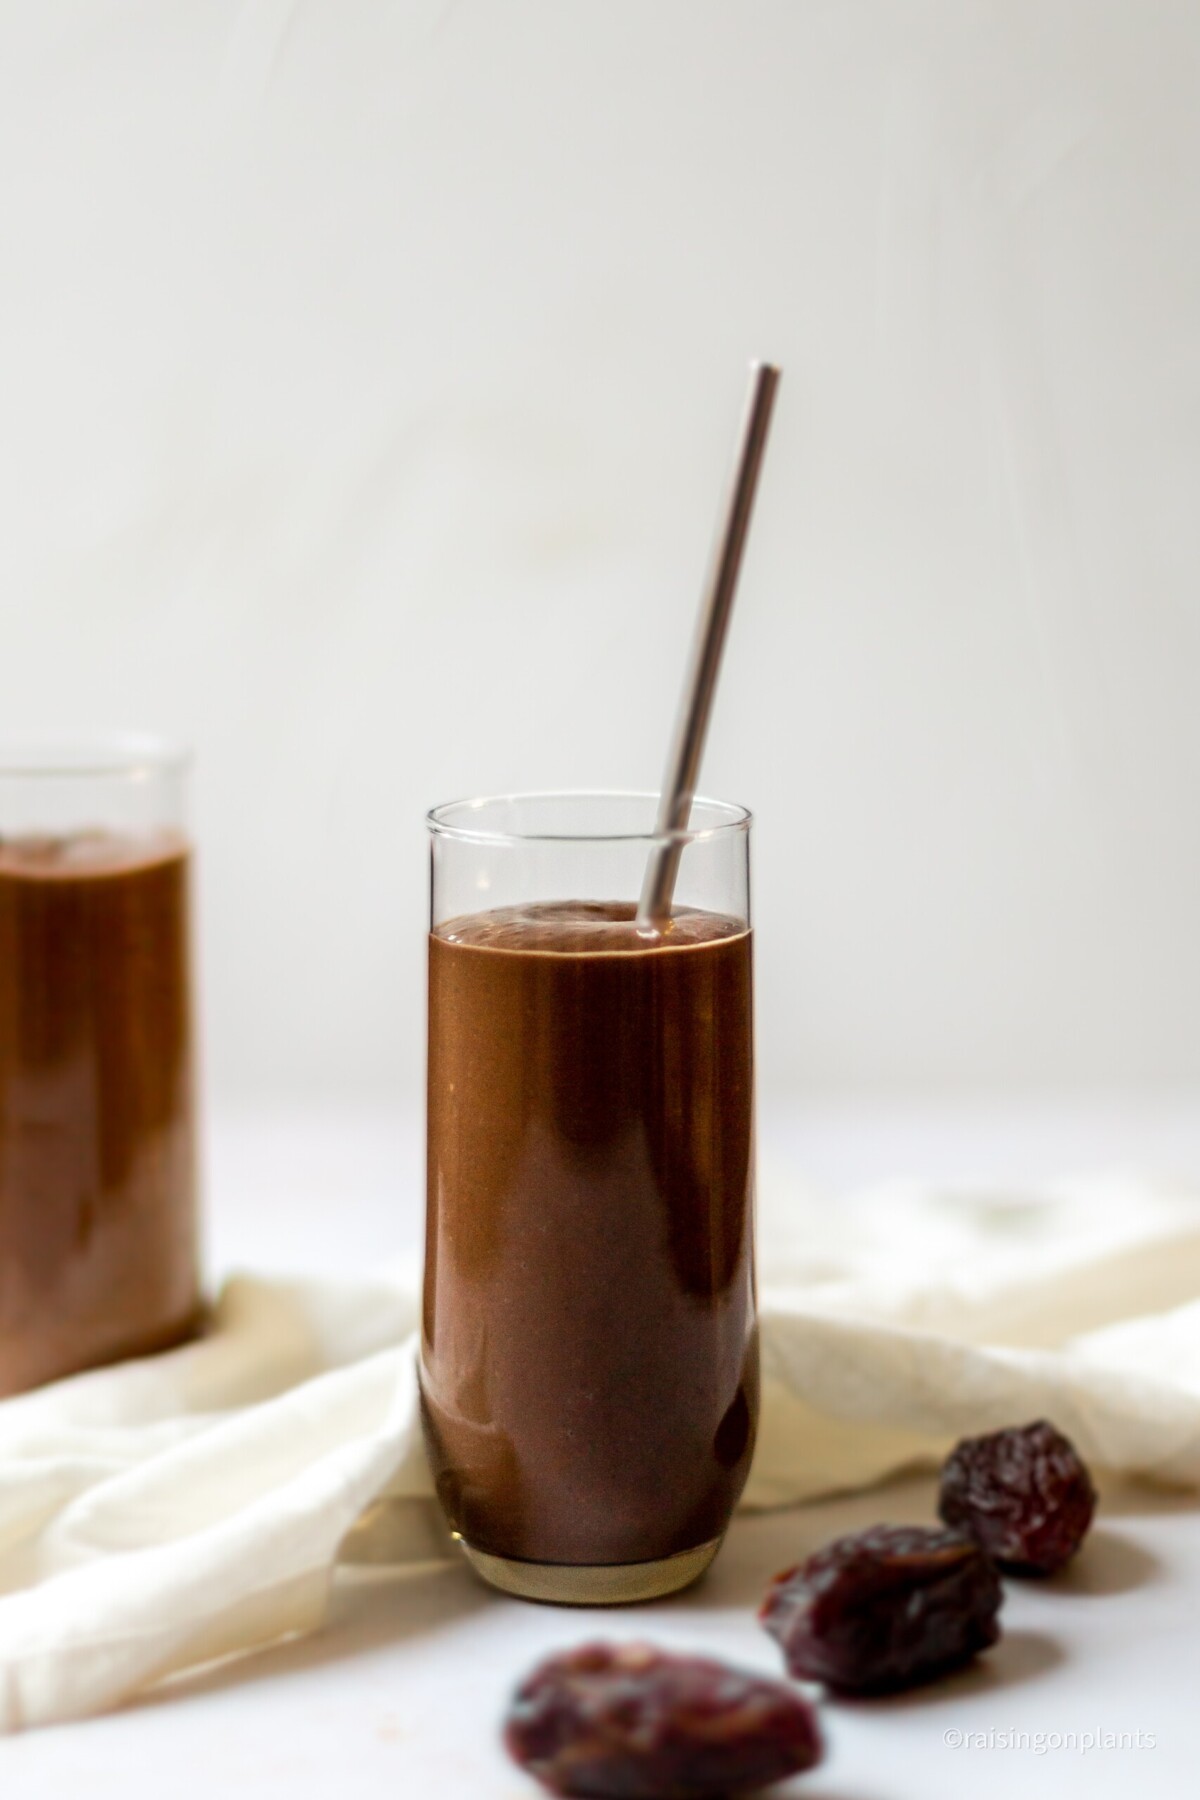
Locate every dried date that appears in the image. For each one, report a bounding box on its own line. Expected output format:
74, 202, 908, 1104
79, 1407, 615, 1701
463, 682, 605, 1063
938, 1419, 1096, 1575
503, 1641, 823, 1797
760, 1523, 1002, 1695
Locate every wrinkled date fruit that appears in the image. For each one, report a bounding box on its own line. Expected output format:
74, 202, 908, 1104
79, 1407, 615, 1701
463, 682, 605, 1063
939, 1418, 1096, 1575
760, 1524, 1002, 1695
503, 1641, 823, 1798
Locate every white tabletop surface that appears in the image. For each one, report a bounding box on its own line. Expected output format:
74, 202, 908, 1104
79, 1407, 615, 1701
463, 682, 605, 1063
7, 1099, 1198, 1798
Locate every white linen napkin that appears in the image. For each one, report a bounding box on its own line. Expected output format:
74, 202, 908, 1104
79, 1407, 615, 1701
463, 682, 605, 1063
1, 1171, 1199, 1731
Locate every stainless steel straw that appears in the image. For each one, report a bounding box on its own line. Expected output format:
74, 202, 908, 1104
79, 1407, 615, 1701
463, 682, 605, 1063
637, 360, 781, 929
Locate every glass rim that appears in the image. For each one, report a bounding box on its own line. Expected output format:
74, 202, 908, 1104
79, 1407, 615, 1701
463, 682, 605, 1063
0, 733, 191, 781
426, 790, 752, 847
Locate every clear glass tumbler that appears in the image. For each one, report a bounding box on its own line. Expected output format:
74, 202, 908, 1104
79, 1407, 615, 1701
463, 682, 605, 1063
0, 737, 201, 1394
421, 792, 756, 1604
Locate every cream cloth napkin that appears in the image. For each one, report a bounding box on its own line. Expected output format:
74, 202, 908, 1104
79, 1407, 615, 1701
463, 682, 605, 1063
2, 1172, 1200, 1731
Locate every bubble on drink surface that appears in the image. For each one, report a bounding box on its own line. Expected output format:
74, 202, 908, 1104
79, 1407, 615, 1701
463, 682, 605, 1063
437, 901, 745, 954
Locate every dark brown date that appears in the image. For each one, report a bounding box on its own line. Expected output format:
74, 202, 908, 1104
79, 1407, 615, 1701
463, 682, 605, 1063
503, 1641, 823, 1797
938, 1419, 1096, 1575
760, 1524, 1002, 1695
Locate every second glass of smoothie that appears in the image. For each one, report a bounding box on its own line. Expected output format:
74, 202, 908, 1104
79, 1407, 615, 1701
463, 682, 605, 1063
421, 792, 756, 1603
0, 738, 200, 1395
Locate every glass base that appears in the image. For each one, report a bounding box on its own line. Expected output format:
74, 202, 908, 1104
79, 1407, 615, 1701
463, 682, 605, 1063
454, 1534, 722, 1605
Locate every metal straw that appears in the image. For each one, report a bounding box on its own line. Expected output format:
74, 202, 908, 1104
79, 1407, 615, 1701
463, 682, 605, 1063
637, 360, 781, 929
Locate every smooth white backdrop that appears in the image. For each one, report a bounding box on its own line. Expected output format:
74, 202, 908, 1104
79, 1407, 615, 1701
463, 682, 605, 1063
1, 0, 1196, 1107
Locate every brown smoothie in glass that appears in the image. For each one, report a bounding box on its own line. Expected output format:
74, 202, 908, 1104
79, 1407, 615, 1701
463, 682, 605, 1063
421, 900, 757, 1568
0, 830, 200, 1394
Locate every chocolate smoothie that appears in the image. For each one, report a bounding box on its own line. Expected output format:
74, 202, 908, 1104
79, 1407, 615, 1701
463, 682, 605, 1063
422, 901, 756, 1569
0, 831, 199, 1394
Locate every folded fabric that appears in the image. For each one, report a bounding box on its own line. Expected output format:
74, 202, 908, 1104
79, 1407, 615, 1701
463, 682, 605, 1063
1, 1171, 1199, 1731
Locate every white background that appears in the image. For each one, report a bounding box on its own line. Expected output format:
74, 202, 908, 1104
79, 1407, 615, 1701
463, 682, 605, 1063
1, 0, 1197, 1110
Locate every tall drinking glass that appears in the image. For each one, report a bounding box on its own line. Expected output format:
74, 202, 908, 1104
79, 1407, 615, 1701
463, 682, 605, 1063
0, 737, 201, 1395
421, 792, 756, 1603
